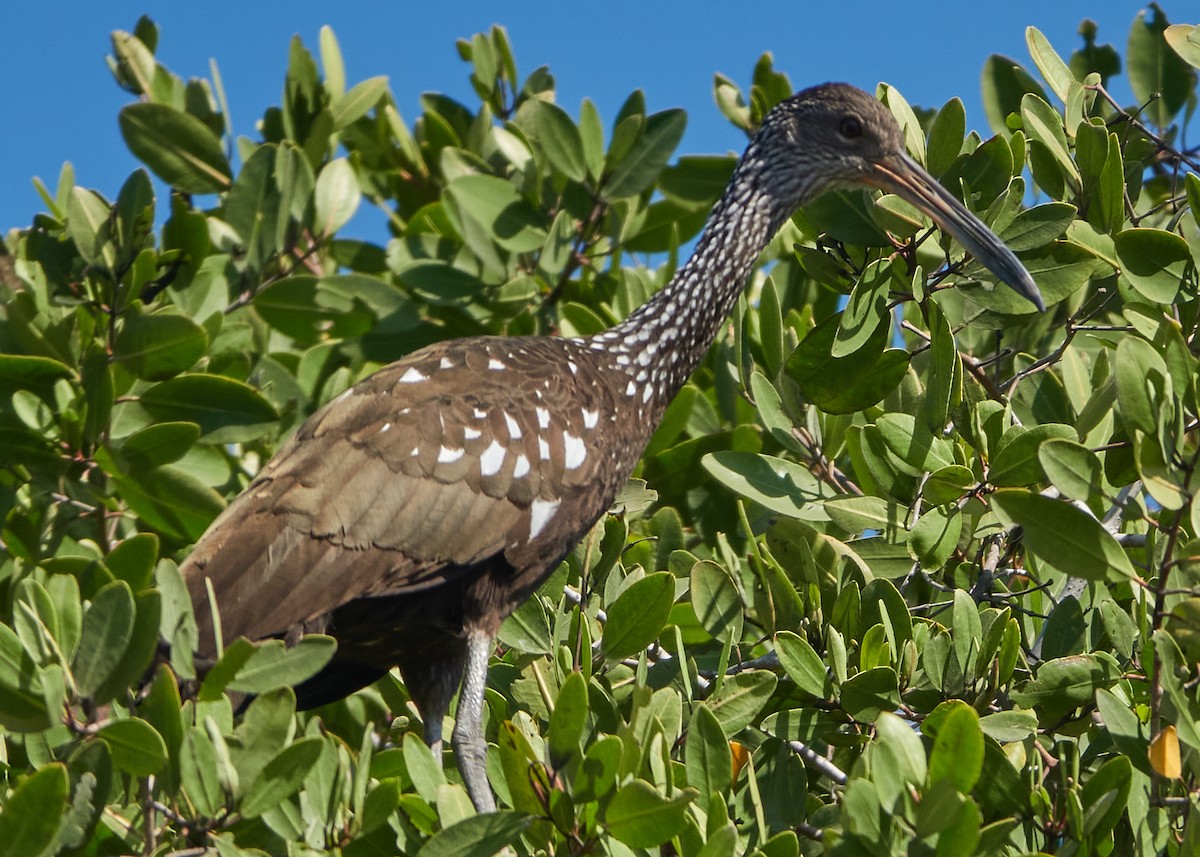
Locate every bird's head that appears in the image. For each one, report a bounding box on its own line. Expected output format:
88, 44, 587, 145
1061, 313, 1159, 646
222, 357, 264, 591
756, 83, 1044, 311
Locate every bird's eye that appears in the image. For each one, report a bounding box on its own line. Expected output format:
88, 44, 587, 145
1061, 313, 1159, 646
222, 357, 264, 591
839, 115, 863, 139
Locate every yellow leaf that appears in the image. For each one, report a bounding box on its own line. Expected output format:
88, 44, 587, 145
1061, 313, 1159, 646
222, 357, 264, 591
1149, 725, 1181, 779
729, 741, 750, 784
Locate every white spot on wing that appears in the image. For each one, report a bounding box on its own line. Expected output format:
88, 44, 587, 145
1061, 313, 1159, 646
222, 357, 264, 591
567, 360, 578, 375
398, 367, 427, 384
474, 407, 489, 420
379, 422, 392, 434
479, 440, 506, 476
440, 357, 455, 369
539, 437, 551, 460
643, 385, 653, 403
625, 380, 637, 397
488, 357, 506, 370
583, 409, 599, 429
535, 407, 550, 429
504, 412, 522, 439
463, 426, 482, 440
513, 454, 530, 478
529, 498, 561, 540
564, 433, 586, 470
438, 446, 463, 463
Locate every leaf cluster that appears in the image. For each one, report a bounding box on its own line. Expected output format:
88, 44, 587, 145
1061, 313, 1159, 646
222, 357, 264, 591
0, 9, 1199, 857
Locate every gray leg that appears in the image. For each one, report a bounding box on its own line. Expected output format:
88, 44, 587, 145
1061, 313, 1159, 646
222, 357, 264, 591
452, 631, 496, 812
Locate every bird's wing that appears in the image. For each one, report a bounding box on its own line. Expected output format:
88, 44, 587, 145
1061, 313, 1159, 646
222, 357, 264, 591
181, 337, 616, 655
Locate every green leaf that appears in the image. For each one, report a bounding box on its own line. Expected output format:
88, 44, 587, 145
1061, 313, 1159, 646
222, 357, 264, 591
118, 422, 202, 470
1009, 653, 1121, 713
1114, 228, 1190, 304
0, 763, 69, 857
990, 490, 1136, 582
786, 312, 908, 414
1038, 438, 1101, 502
604, 779, 695, 848
1026, 27, 1076, 102
446, 174, 547, 252
139, 374, 279, 443
908, 505, 961, 569
601, 572, 675, 661
72, 580, 135, 699
97, 717, 168, 776
106, 533, 159, 591
1081, 755, 1132, 839
690, 560, 743, 640
980, 54, 1048, 136
685, 703, 731, 798
990, 423, 1077, 486
926, 701, 984, 793
1128, 6, 1195, 127
0, 355, 75, 400
119, 102, 232, 193
1165, 24, 1200, 69
330, 76, 388, 130
547, 670, 588, 764
874, 712, 927, 807
114, 310, 208, 381
706, 670, 777, 734
833, 260, 890, 358
527, 100, 586, 182
67, 187, 114, 269
180, 727, 224, 817
417, 810, 532, 857
602, 109, 686, 200
241, 736, 325, 818
840, 667, 900, 722
926, 98, 966, 177
226, 636, 337, 694
775, 632, 829, 698
701, 452, 823, 520
314, 158, 360, 237
999, 202, 1075, 251
1114, 336, 1170, 438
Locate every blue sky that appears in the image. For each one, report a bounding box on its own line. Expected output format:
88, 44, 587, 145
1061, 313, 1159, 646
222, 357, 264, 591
1, 2, 1154, 241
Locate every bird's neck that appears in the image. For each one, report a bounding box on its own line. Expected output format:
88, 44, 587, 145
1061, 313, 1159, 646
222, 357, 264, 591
592, 149, 795, 413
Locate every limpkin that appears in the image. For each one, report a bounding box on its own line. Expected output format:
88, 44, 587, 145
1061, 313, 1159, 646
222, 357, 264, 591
181, 83, 1043, 811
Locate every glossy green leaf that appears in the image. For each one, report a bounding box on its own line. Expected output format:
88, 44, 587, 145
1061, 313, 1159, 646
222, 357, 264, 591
602, 109, 686, 200
604, 779, 695, 848
706, 670, 777, 734
72, 580, 135, 698
241, 736, 325, 817
226, 636, 337, 693
547, 670, 588, 763
926, 701, 984, 792
139, 374, 279, 443
417, 810, 532, 857
98, 717, 168, 776
1026, 27, 1076, 101
0, 763, 69, 857
840, 666, 900, 722
527, 99, 586, 182
119, 102, 232, 193
114, 310, 208, 380
775, 631, 829, 698
990, 423, 1077, 486
702, 451, 823, 519
690, 560, 743, 640
1114, 228, 1190, 304
314, 158, 360, 236
1128, 6, 1194, 127
685, 703, 731, 798
601, 572, 675, 661
1038, 438, 1101, 501
991, 490, 1135, 581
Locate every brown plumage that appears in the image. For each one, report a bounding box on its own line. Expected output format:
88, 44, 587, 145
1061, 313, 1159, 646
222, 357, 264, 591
181, 83, 1044, 811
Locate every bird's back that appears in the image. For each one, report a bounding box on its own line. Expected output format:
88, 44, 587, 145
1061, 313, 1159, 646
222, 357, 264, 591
181, 334, 649, 699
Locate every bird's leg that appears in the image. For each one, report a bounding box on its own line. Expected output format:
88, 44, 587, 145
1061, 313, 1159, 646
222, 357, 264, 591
452, 630, 496, 812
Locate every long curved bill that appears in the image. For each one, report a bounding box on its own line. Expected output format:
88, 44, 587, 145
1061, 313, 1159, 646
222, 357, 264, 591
866, 152, 1045, 312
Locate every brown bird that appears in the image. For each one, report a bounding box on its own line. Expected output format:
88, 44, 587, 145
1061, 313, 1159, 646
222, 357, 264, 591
181, 82, 1043, 811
